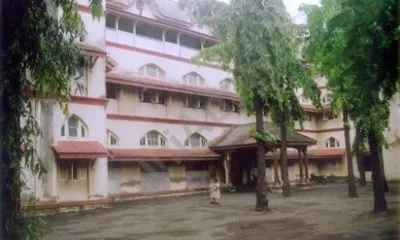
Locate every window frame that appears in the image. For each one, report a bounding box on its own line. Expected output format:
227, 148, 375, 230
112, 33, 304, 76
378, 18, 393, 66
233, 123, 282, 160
139, 89, 165, 105
183, 72, 205, 87
325, 137, 340, 148
219, 78, 234, 91
140, 131, 168, 148
60, 163, 86, 181
138, 64, 166, 80
107, 130, 119, 146
184, 133, 208, 148
60, 115, 88, 139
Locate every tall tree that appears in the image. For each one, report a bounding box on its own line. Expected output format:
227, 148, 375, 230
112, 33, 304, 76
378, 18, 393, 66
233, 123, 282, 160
0, 1, 102, 239
303, 0, 398, 212
179, 0, 319, 202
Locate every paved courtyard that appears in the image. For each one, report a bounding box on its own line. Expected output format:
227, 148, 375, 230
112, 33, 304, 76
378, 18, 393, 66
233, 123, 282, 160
44, 183, 400, 240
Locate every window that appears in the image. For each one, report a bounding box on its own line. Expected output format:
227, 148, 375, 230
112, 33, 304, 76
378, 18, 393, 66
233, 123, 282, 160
136, 22, 163, 40
107, 130, 119, 146
138, 89, 165, 105
183, 72, 205, 86
140, 131, 167, 147
106, 83, 118, 99
221, 100, 239, 113
61, 115, 87, 138
323, 111, 337, 121
106, 14, 117, 29
118, 17, 134, 33
138, 64, 165, 79
184, 133, 208, 148
219, 78, 234, 91
180, 34, 202, 50
183, 95, 206, 109
325, 137, 340, 148
322, 94, 332, 104
60, 163, 86, 180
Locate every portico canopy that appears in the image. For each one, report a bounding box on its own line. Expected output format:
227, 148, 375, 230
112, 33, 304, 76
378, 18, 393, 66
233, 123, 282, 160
209, 122, 317, 151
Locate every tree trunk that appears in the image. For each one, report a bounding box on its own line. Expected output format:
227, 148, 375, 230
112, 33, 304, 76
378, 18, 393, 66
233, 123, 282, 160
368, 130, 387, 213
254, 95, 268, 211
279, 110, 291, 197
354, 125, 366, 186
378, 145, 389, 192
1, 1, 26, 239
343, 109, 358, 198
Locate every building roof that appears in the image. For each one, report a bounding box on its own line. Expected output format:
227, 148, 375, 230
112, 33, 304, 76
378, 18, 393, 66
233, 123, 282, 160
265, 148, 346, 160
108, 148, 221, 161
209, 122, 317, 150
107, 71, 238, 101
151, 0, 192, 26
53, 141, 108, 159
76, 42, 107, 57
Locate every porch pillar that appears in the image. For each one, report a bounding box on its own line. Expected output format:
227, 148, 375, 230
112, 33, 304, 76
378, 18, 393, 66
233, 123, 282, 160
303, 148, 309, 183
94, 157, 108, 198
273, 148, 281, 187
223, 152, 232, 186
297, 149, 304, 183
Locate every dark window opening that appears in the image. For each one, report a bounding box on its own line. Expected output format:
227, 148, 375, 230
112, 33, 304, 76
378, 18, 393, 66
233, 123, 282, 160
118, 17, 134, 33
186, 162, 209, 171
165, 30, 178, 43
136, 23, 163, 40
180, 34, 201, 50
106, 14, 116, 29
106, 83, 118, 99
139, 162, 169, 172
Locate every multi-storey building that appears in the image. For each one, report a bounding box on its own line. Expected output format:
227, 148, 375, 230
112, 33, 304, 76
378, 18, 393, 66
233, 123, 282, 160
22, 0, 399, 210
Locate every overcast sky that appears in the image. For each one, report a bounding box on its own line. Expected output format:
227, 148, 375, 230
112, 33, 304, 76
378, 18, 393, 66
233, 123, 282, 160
283, 0, 320, 23
215, 0, 321, 23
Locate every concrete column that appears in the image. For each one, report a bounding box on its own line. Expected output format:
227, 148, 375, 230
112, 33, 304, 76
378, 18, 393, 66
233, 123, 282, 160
115, 16, 120, 42
303, 148, 309, 183
177, 32, 182, 57
94, 157, 108, 198
298, 149, 304, 183
133, 21, 137, 45
162, 29, 167, 52
223, 152, 232, 186
273, 149, 281, 187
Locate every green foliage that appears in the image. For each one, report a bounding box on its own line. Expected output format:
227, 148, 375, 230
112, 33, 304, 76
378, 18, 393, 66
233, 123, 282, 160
250, 128, 278, 143
1, 0, 102, 239
180, 0, 320, 129
303, 0, 399, 143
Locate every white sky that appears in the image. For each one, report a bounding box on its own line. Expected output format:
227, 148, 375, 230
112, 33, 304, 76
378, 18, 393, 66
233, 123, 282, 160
217, 0, 321, 23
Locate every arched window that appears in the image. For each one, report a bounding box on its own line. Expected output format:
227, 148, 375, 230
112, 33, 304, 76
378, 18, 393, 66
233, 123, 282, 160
183, 72, 205, 86
184, 133, 208, 148
219, 78, 234, 91
322, 93, 332, 104
60, 115, 88, 138
107, 130, 119, 146
325, 137, 340, 148
140, 130, 167, 147
138, 63, 166, 79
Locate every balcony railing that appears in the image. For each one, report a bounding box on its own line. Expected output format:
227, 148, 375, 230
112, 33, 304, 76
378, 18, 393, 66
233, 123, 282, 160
106, 29, 201, 59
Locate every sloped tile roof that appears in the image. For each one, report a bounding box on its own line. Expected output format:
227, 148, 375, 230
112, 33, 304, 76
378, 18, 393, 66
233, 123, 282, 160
108, 148, 221, 161
209, 122, 317, 150
76, 42, 106, 57
152, 0, 191, 25
265, 148, 346, 160
53, 141, 108, 159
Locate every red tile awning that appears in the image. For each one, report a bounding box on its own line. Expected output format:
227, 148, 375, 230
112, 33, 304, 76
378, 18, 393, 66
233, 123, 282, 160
108, 148, 221, 162
53, 141, 108, 159
265, 148, 346, 160
76, 42, 107, 57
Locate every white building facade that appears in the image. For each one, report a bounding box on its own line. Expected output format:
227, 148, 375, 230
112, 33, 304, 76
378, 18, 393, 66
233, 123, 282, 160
21, 0, 399, 210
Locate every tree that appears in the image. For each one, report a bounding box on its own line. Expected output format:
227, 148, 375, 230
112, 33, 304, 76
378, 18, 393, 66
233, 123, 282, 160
179, 0, 319, 204
0, 1, 102, 239
303, 0, 398, 212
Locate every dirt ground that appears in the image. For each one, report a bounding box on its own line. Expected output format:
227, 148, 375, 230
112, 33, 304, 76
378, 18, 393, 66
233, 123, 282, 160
44, 183, 400, 240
